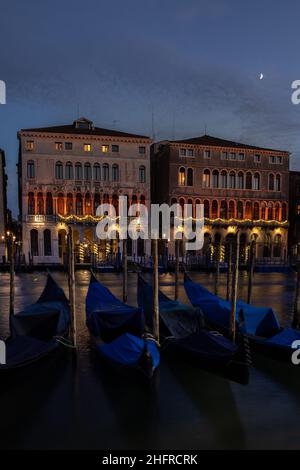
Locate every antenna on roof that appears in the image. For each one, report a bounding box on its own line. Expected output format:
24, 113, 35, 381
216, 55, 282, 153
204, 123, 207, 135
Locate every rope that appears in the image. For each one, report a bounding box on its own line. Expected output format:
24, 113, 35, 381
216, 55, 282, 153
242, 334, 253, 365
54, 336, 76, 349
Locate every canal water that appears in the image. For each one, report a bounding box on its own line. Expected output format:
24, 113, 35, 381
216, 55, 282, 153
0, 271, 299, 450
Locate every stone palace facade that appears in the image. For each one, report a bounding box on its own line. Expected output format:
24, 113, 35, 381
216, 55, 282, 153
18, 118, 151, 265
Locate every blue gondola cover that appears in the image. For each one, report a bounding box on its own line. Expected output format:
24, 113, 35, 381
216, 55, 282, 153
86, 274, 160, 374
184, 277, 280, 337
1, 274, 70, 369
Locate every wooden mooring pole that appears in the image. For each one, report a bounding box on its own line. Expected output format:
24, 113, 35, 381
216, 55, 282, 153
230, 231, 240, 343
152, 238, 160, 343
122, 238, 128, 302
68, 227, 77, 348
9, 233, 15, 316
175, 239, 179, 301
247, 240, 256, 305
293, 244, 300, 329
214, 241, 221, 296
226, 242, 232, 301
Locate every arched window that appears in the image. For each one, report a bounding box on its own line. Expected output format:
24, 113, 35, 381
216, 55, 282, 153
269, 174, 274, 191
261, 203, 267, 220
212, 200, 218, 219
246, 172, 252, 190
43, 229, 52, 256
187, 168, 193, 186
282, 202, 287, 221
103, 163, 109, 181
65, 162, 73, 180
267, 202, 273, 220
229, 171, 236, 189
30, 229, 39, 256
220, 200, 227, 219
37, 192, 44, 215
93, 163, 101, 181
212, 170, 219, 188
275, 174, 281, 191
46, 193, 53, 215
274, 203, 280, 221
94, 193, 101, 214
85, 193, 92, 215
66, 193, 73, 215
76, 194, 83, 215
203, 200, 210, 218
245, 201, 252, 219
140, 195, 146, 206
221, 170, 227, 188
228, 201, 235, 218
179, 167, 186, 186
75, 162, 82, 180
103, 193, 110, 204
203, 169, 210, 188
237, 201, 243, 219
57, 193, 64, 215
237, 172, 244, 189
132, 194, 138, 206
112, 164, 119, 182
28, 192, 35, 215
253, 172, 260, 190
139, 165, 146, 183
253, 202, 259, 220
27, 160, 35, 179
55, 161, 63, 179
273, 234, 282, 258
84, 163, 92, 180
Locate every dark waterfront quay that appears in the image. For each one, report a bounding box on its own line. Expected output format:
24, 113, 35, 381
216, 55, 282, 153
0, 271, 299, 450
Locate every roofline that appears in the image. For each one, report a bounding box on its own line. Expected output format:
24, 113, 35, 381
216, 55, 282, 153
17, 129, 152, 143
154, 139, 290, 155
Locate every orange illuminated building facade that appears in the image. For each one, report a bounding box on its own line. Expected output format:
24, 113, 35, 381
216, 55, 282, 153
151, 134, 289, 262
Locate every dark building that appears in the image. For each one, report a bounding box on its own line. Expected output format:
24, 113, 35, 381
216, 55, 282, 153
288, 171, 300, 258
151, 134, 289, 262
0, 149, 8, 260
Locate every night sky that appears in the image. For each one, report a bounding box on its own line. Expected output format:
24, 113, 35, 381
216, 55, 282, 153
1, 0, 300, 216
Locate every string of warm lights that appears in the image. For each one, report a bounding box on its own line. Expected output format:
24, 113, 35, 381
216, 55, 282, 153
57, 213, 288, 226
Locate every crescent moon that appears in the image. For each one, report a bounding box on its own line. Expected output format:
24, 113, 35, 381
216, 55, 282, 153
259, 73, 264, 80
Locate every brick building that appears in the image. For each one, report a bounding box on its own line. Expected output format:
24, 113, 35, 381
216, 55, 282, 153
151, 134, 289, 262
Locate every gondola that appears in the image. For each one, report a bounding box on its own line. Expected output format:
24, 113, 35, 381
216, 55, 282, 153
0, 274, 71, 373
85, 273, 160, 378
184, 272, 300, 362
137, 275, 248, 383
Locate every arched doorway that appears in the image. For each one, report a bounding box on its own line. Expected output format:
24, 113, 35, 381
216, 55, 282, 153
58, 229, 67, 260
263, 233, 272, 258
273, 234, 282, 258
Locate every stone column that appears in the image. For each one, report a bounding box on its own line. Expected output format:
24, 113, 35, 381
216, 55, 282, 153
53, 197, 57, 215
43, 195, 46, 215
